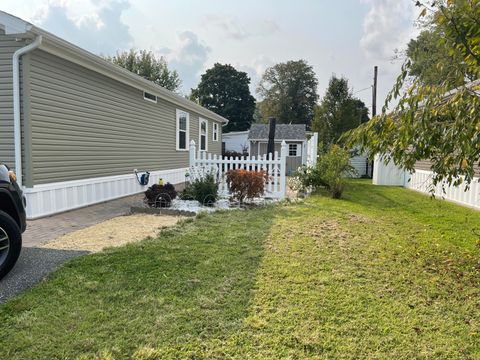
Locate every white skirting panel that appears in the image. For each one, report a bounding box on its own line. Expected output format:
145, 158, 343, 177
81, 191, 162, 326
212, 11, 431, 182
23, 168, 188, 219
407, 170, 480, 210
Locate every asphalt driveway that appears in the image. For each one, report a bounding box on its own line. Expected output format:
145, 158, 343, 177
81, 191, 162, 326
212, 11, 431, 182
0, 194, 143, 304
0, 247, 88, 303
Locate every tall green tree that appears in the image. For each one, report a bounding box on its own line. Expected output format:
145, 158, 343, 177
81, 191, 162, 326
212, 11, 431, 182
191, 64, 256, 132
106, 50, 181, 92
346, 0, 480, 188
312, 76, 369, 150
257, 60, 319, 126
406, 28, 470, 86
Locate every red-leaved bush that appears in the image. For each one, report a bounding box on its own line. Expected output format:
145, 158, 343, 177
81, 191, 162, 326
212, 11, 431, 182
226, 169, 267, 203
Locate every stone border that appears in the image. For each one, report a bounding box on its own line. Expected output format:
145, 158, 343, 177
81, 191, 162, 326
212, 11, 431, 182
130, 206, 196, 217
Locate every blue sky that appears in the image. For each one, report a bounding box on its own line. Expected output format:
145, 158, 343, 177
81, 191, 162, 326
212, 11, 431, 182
1, 0, 419, 113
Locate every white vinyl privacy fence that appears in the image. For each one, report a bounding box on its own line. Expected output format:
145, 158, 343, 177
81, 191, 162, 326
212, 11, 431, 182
189, 140, 287, 199
306, 132, 318, 167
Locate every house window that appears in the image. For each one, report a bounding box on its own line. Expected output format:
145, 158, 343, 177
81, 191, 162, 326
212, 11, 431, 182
143, 91, 157, 103
176, 110, 189, 150
289, 143, 300, 156
199, 118, 208, 151
213, 123, 219, 141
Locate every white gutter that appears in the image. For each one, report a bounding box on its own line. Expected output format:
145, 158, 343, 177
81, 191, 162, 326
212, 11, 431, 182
13, 35, 42, 187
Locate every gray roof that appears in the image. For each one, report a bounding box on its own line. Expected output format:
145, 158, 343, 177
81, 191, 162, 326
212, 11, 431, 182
248, 124, 306, 140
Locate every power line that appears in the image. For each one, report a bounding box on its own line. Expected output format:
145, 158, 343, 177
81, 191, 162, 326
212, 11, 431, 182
353, 86, 372, 95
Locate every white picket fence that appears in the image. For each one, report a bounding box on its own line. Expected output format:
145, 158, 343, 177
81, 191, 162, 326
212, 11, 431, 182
189, 140, 287, 199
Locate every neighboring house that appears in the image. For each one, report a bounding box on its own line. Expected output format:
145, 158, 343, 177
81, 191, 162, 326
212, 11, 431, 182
248, 124, 309, 175
350, 150, 372, 178
0, 11, 228, 219
222, 131, 249, 154
373, 80, 480, 210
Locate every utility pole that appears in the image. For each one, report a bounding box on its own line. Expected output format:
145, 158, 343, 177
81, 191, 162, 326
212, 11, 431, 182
368, 65, 378, 178
372, 65, 378, 117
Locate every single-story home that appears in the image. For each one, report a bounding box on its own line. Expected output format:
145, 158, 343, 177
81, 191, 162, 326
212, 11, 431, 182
247, 124, 308, 175
350, 150, 372, 178
373, 80, 480, 210
0, 11, 228, 219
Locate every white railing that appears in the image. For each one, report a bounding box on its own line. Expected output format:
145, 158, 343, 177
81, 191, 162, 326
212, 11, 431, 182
189, 140, 287, 199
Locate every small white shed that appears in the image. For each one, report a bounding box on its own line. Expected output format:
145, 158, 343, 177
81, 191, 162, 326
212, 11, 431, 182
248, 124, 308, 175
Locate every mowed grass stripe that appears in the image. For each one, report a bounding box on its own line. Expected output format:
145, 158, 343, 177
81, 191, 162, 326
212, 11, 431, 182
0, 180, 479, 359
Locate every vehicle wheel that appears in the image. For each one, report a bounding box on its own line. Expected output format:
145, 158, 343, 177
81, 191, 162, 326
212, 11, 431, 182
0, 210, 22, 280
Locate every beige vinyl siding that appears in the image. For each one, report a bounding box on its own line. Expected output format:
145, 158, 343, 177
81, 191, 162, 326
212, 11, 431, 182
0, 30, 28, 171
28, 49, 223, 185
208, 120, 222, 154
415, 159, 480, 177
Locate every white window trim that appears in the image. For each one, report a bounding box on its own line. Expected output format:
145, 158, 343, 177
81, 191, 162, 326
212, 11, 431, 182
288, 143, 301, 157
213, 122, 219, 142
176, 109, 189, 151
198, 117, 208, 152
143, 91, 157, 103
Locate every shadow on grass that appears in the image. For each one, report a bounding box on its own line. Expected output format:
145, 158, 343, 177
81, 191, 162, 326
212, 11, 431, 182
341, 180, 480, 220
319, 179, 480, 252
0, 207, 282, 359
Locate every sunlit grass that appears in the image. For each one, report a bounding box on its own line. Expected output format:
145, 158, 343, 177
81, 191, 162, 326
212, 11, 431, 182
0, 180, 479, 359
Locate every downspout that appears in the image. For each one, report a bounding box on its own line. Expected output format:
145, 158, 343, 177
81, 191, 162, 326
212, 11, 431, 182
13, 35, 42, 188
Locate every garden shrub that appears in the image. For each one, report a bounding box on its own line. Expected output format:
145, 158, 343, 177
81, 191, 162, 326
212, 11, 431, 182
317, 145, 356, 198
181, 173, 218, 206
292, 145, 356, 199
290, 165, 326, 192
144, 182, 177, 207
226, 169, 266, 203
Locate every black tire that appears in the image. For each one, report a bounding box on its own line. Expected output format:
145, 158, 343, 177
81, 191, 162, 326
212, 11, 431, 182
0, 210, 22, 280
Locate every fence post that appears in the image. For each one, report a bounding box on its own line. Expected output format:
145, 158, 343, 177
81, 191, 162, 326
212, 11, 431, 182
189, 140, 196, 168
280, 140, 287, 199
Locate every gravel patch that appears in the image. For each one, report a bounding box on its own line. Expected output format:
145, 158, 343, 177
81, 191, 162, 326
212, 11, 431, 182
167, 198, 278, 213
170, 198, 232, 213
1, 214, 181, 304
40, 214, 183, 253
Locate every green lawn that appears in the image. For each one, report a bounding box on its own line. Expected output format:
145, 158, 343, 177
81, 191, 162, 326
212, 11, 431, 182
1, 180, 479, 359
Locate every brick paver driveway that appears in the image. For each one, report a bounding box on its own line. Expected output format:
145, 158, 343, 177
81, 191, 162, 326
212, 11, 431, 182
0, 194, 143, 304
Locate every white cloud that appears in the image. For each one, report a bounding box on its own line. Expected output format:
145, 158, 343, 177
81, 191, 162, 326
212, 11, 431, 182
360, 0, 418, 61
235, 56, 274, 97
259, 19, 280, 35
162, 31, 211, 93
359, 0, 420, 110
204, 14, 250, 40
203, 15, 280, 41
32, 0, 133, 56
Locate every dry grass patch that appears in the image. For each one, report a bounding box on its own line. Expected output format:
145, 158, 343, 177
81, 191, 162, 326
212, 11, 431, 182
40, 214, 183, 252
1, 181, 479, 359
